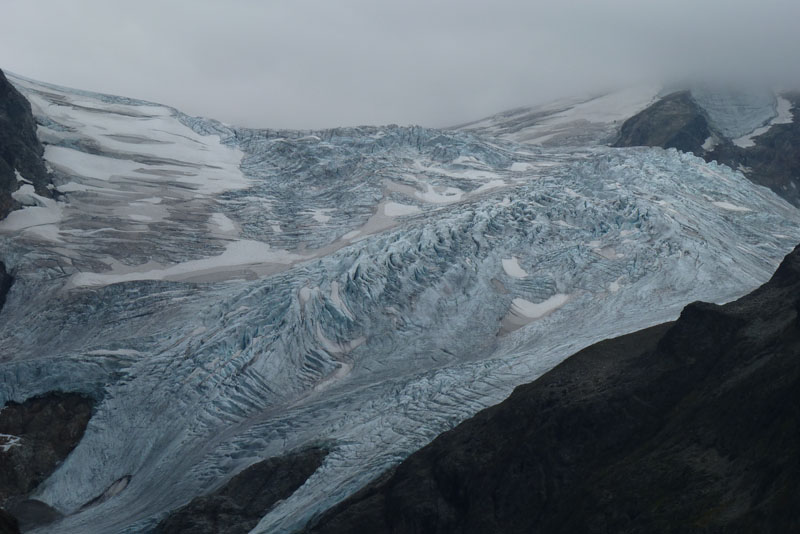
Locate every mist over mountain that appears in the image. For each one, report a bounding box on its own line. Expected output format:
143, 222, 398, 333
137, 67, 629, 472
2, 0, 799, 129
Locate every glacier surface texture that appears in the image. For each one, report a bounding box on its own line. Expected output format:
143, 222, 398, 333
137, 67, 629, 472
1, 75, 799, 533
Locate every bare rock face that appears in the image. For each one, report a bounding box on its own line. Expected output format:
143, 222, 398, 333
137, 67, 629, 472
0, 263, 11, 314
0, 509, 20, 534
0, 68, 51, 220
303, 245, 800, 534
156, 446, 328, 534
613, 91, 712, 152
0, 393, 94, 510
4, 499, 62, 532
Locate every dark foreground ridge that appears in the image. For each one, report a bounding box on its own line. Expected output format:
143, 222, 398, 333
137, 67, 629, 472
303, 245, 800, 533
0, 68, 52, 220
0, 263, 12, 314
0, 393, 95, 531
0, 509, 19, 534
156, 446, 328, 534
615, 90, 800, 207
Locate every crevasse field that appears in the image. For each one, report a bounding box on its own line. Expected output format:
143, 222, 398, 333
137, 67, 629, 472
1, 74, 799, 533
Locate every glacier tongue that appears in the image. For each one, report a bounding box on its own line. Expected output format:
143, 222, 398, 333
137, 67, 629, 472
0, 75, 799, 534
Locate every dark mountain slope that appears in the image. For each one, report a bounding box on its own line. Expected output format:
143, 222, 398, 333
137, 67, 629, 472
303, 245, 800, 534
0, 262, 12, 314
615, 90, 800, 207
156, 447, 328, 534
0, 510, 19, 534
614, 91, 712, 152
0, 68, 51, 220
0, 393, 95, 531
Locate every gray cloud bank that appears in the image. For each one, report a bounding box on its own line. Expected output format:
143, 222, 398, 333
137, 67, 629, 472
2, 0, 799, 129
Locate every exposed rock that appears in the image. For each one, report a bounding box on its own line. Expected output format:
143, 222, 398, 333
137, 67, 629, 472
0, 509, 19, 534
4, 499, 62, 531
613, 91, 711, 152
0, 393, 95, 504
0, 68, 51, 220
615, 90, 800, 207
156, 446, 328, 534
0, 263, 11, 314
303, 245, 800, 534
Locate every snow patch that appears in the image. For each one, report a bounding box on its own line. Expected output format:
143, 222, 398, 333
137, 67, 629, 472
384, 202, 420, 217
512, 294, 569, 319
14, 169, 32, 184
501, 294, 571, 332
209, 212, 237, 234
23, 224, 63, 243
311, 209, 334, 223
509, 162, 534, 172
299, 286, 314, 305
713, 201, 752, 212
414, 183, 464, 204
0, 433, 22, 453
342, 230, 361, 240
0, 195, 62, 233
471, 180, 507, 195
11, 184, 48, 207
502, 257, 528, 279
313, 361, 354, 393
453, 155, 482, 165
69, 240, 302, 287
702, 136, 718, 151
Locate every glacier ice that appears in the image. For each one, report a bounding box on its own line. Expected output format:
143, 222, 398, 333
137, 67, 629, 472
0, 74, 799, 533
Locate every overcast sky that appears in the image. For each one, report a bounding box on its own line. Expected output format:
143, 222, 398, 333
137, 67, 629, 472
2, 0, 799, 130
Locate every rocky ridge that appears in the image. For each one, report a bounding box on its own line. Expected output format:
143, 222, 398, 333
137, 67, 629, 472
0, 69, 51, 220
0, 262, 11, 314
155, 447, 327, 534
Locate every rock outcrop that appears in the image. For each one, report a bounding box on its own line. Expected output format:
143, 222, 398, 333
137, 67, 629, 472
303, 245, 800, 534
613, 91, 711, 152
0, 392, 95, 525
0, 509, 19, 534
0, 69, 51, 220
0, 263, 11, 314
156, 447, 327, 534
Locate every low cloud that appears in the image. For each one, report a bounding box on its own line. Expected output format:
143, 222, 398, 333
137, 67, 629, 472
2, 0, 798, 129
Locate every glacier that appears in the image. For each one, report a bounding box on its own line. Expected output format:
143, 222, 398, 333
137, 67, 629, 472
0, 73, 799, 533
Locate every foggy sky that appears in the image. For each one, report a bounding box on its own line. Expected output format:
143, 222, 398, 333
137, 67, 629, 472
2, 0, 799, 130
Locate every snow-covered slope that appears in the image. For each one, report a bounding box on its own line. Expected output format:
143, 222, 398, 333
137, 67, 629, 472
1, 74, 799, 534
453, 85, 662, 146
